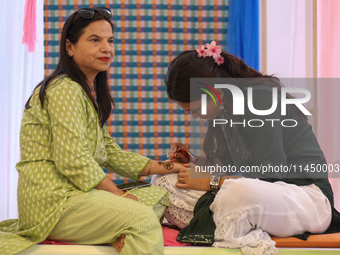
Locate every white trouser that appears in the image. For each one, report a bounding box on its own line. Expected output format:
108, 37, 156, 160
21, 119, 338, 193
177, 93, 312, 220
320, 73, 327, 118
153, 174, 332, 255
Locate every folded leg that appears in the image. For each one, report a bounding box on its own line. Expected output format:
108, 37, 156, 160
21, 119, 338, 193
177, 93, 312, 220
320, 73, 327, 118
48, 189, 163, 255
211, 178, 332, 254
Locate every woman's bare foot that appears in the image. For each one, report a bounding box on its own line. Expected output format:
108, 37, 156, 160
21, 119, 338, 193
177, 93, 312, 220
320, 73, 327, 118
111, 234, 126, 252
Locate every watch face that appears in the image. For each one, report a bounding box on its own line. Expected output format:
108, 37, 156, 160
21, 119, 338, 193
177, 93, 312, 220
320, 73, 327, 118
211, 175, 220, 182
210, 175, 221, 193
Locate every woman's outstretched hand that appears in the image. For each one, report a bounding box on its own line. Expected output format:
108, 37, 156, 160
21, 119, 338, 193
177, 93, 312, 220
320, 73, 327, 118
168, 142, 190, 163
174, 162, 190, 173
175, 163, 210, 191
140, 160, 187, 176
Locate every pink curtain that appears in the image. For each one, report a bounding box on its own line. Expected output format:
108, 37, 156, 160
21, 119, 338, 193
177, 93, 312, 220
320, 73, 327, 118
317, 0, 340, 210
22, 0, 37, 52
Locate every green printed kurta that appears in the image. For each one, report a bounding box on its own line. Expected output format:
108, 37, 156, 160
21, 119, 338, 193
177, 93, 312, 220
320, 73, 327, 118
0, 76, 167, 255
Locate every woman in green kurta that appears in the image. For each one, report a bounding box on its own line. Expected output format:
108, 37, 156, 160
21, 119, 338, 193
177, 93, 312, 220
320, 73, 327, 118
0, 8, 183, 255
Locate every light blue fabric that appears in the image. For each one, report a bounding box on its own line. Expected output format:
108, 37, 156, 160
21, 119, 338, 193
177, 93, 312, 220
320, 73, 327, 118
226, 0, 259, 71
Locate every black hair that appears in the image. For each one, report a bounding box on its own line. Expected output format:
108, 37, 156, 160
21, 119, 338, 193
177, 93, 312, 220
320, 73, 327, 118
25, 10, 115, 127
164, 50, 306, 165
164, 50, 282, 102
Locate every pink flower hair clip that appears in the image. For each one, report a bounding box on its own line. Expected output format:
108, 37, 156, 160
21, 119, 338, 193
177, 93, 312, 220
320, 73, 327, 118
195, 41, 225, 65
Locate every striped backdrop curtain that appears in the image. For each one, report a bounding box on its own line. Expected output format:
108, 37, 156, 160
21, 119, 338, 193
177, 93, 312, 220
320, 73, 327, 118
44, 0, 228, 183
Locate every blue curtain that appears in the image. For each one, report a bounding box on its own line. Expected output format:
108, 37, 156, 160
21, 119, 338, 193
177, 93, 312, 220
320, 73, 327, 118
226, 0, 259, 71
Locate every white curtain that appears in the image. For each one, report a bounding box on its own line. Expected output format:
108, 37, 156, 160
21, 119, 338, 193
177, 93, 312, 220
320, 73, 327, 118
0, 0, 44, 221
265, 0, 317, 127
265, 0, 315, 79
264, 0, 340, 211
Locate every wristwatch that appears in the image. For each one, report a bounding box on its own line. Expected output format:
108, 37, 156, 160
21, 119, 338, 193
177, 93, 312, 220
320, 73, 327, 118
210, 175, 221, 194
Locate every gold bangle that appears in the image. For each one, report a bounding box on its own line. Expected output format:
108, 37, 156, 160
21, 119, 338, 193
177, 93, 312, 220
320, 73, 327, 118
121, 190, 129, 197
146, 161, 152, 176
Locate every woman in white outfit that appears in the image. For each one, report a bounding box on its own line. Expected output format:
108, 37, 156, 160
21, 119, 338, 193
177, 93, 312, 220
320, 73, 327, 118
153, 41, 338, 255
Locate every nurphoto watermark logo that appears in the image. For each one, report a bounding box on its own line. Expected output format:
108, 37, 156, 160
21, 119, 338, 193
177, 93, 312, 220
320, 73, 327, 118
189, 78, 340, 179
198, 82, 311, 128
